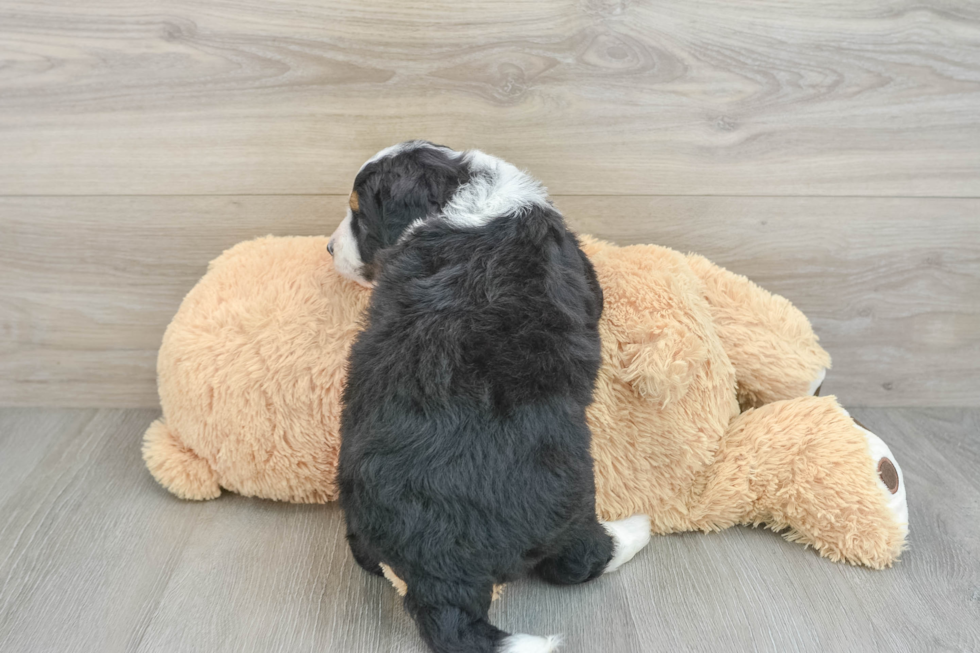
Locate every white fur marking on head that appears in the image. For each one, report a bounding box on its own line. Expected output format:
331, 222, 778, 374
329, 209, 373, 287
602, 514, 651, 573
498, 633, 562, 653
440, 149, 549, 228
351, 143, 550, 260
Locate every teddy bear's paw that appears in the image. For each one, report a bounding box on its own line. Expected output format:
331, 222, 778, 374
850, 417, 909, 538
808, 367, 828, 396
601, 514, 652, 573
142, 420, 220, 501
498, 634, 562, 653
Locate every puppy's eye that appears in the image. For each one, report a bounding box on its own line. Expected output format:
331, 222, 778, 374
349, 190, 360, 212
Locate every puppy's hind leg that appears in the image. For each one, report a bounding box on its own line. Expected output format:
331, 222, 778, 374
601, 514, 652, 573
534, 518, 615, 585
346, 530, 385, 577
535, 513, 651, 583
404, 576, 560, 653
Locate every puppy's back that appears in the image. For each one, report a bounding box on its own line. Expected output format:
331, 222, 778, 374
344, 204, 601, 414
338, 203, 603, 652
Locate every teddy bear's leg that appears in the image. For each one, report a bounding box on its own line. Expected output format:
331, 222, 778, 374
685, 254, 831, 409
142, 419, 221, 500
690, 396, 907, 568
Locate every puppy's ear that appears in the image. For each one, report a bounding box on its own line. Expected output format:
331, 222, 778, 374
379, 149, 469, 247
378, 180, 432, 247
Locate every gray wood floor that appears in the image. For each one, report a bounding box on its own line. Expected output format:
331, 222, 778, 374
1, 407, 977, 652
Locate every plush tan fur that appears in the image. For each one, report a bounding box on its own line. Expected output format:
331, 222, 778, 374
144, 234, 907, 570
146, 236, 370, 503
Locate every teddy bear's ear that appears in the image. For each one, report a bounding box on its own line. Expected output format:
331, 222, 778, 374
620, 324, 708, 409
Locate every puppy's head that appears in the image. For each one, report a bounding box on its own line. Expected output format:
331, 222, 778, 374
328, 140, 469, 286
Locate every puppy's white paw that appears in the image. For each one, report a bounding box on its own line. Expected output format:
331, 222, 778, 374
498, 633, 562, 653
602, 514, 651, 573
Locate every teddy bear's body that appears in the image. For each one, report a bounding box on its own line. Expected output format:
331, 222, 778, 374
144, 234, 907, 570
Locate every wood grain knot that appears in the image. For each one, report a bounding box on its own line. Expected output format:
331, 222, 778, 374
579, 30, 684, 82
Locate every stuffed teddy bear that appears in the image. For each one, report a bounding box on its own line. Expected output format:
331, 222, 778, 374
143, 234, 908, 570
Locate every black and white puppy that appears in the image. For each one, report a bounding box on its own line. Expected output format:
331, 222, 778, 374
332, 141, 650, 653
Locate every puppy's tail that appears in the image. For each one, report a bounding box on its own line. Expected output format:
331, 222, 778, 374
404, 582, 561, 653
496, 633, 563, 653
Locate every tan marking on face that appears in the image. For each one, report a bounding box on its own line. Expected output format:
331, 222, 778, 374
349, 190, 359, 212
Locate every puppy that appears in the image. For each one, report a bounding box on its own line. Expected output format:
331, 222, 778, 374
332, 141, 650, 653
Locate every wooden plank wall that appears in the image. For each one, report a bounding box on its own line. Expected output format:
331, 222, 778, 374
1, 0, 978, 407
